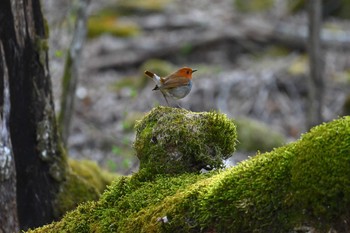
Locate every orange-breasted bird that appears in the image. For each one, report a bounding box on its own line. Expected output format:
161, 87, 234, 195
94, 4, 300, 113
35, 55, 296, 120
144, 67, 197, 107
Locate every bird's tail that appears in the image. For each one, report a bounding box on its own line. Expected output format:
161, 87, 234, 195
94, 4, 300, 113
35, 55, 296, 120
145, 70, 161, 83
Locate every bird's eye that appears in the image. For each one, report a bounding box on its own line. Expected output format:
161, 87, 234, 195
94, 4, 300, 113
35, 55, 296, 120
187, 71, 190, 74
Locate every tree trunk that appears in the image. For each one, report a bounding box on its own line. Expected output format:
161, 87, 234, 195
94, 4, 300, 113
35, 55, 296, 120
307, 0, 324, 129
0, 0, 67, 230
0, 41, 19, 233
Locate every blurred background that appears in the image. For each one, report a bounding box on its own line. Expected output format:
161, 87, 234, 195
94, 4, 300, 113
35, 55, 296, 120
43, 0, 350, 175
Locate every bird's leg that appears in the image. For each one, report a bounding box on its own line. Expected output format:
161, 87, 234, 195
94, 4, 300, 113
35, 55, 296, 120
161, 92, 170, 106
175, 102, 184, 109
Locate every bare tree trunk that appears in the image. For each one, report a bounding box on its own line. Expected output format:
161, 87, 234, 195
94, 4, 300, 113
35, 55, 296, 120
58, 0, 90, 146
0, 41, 19, 233
0, 0, 67, 230
307, 0, 324, 129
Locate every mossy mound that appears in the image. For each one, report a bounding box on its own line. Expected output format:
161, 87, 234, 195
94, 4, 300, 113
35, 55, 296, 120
54, 159, 118, 217
235, 117, 286, 152
134, 106, 237, 174
30, 116, 350, 232
68, 159, 117, 193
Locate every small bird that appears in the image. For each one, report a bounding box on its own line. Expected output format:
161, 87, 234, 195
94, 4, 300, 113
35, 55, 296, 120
144, 67, 197, 107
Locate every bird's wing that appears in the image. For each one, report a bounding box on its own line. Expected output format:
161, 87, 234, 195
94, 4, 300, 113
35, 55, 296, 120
161, 76, 190, 89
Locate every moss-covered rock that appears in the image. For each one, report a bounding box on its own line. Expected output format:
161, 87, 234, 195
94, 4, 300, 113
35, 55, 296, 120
134, 107, 237, 175
54, 159, 118, 217
234, 117, 286, 152
29, 116, 350, 232
68, 159, 117, 193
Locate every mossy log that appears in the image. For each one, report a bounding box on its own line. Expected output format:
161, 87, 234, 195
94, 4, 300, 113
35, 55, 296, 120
29, 108, 350, 232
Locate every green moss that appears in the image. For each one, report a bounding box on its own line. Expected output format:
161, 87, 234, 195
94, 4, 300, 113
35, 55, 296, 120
87, 15, 139, 38
54, 158, 118, 218
29, 172, 210, 232
289, 118, 350, 228
234, 117, 286, 152
54, 169, 100, 218
200, 117, 350, 232
116, 0, 171, 13
30, 116, 350, 232
33, 36, 49, 69
134, 106, 237, 174
234, 0, 274, 12
69, 159, 118, 193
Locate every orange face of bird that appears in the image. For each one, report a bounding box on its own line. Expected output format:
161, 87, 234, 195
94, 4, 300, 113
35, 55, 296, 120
171, 67, 197, 79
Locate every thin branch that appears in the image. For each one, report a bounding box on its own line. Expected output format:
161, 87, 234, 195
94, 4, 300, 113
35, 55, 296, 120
58, 0, 91, 146
307, 0, 324, 129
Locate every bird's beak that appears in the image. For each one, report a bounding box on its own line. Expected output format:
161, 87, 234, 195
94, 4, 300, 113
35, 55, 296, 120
192, 69, 197, 73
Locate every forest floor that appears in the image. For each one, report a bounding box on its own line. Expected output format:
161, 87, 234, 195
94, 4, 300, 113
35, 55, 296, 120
44, 0, 350, 174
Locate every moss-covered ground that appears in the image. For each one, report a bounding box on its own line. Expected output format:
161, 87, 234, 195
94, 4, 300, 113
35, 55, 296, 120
29, 112, 350, 232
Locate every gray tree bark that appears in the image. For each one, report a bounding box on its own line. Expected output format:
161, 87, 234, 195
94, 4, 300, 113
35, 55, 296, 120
307, 0, 325, 129
0, 41, 19, 233
0, 0, 67, 230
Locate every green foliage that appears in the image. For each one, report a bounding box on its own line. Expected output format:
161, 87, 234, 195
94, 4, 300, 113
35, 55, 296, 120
29, 116, 350, 232
134, 107, 237, 175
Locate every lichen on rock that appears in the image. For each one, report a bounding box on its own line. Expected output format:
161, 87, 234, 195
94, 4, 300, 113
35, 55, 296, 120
134, 106, 237, 175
